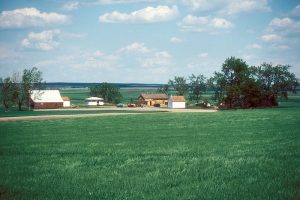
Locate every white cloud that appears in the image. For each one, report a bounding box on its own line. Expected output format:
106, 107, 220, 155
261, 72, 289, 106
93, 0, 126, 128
170, 37, 182, 43
140, 51, 171, 67
99, 5, 179, 23
119, 42, 150, 54
0, 8, 70, 29
222, 0, 270, 15
261, 34, 282, 42
178, 14, 233, 32
291, 5, 300, 16
199, 53, 208, 58
182, 0, 270, 14
247, 43, 262, 49
62, 2, 79, 11
21, 29, 61, 50
96, 0, 157, 4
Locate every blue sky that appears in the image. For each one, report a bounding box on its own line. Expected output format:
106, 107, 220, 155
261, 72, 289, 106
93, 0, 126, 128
0, 0, 300, 83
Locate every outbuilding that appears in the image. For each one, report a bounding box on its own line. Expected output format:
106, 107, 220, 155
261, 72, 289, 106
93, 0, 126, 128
138, 93, 168, 107
30, 90, 64, 109
168, 95, 186, 109
85, 97, 104, 106
62, 96, 71, 107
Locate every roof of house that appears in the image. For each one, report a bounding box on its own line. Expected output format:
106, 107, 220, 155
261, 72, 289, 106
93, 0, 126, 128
62, 96, 70, 101
85, 97, 103, 101
31, 90, 64, 103
170, 95, 186, 102
140, 93, 168, 100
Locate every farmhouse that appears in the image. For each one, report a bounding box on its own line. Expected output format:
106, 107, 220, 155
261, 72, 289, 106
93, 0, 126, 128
62, 96, 71, 107
168, 95, 186, 109
30, 90, 64, 109
85, 97, 104, 106
138, 93, 168, 107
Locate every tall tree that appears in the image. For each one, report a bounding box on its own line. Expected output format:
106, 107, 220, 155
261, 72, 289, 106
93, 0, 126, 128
168, 76, 188, 96
211, 57, 298, 108
0, 77, 14, 111
188, 74, 207, 102
89, 82, 122, 104
11, 68, 44, 111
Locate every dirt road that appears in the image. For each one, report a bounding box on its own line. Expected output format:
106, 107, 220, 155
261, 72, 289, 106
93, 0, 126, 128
0, 107, 217, 122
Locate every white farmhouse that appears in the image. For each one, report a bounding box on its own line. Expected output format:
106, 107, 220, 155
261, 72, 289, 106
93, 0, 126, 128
168, 95, 186, 109
85, 97, 104, 106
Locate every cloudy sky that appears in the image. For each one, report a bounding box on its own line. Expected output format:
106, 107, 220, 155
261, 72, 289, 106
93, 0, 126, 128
0, 0, 300, 83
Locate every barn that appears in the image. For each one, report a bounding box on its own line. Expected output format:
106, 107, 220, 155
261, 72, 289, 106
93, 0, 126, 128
138, 94, 168, 107
168, 95, 186, 109
62, 96, 71, 107
30, 90, 64, 109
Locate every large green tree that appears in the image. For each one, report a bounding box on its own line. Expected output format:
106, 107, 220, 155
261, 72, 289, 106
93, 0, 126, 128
168, 76, 189, 96
188, 74, 207, 103
211, 57, 298, 108
89, 82, 122, 104
11, 68, 44, 111
0, 77, 14, 111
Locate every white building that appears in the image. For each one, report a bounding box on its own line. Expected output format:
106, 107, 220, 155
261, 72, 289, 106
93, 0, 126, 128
85, 97, 104, 106
168, 95, 186, 109
62, 96, 71, 107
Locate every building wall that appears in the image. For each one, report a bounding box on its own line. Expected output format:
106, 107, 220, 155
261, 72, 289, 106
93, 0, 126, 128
32, 102, 63, 109
86, 101, 104, 106
168, 101, 185, 109
63, 101, 71, 107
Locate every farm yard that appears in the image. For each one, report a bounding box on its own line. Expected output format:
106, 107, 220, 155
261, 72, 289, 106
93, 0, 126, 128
1, 94, 300, 199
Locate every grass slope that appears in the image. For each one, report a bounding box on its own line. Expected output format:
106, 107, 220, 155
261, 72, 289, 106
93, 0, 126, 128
1, 106, 299, 199
0, 110, 152, 118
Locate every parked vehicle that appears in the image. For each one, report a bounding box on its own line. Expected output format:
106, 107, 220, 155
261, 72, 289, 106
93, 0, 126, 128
116, 103, 125, 108
127, 103, 136, 107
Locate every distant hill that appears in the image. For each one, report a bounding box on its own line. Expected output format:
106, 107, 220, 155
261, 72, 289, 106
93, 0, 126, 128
45, 82, 164, 89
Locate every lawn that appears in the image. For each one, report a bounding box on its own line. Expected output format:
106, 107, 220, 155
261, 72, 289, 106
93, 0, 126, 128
0, 104, 299, 199
0, 109, 153, 118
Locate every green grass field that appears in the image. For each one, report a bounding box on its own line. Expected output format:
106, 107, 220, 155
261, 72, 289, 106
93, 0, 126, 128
1, 100, 300, 199
0, 109, 155, 118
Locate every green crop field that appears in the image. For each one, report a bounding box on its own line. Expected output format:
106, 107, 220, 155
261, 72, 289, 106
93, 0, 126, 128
59, 87, 158, 106
1, 97, 300, 199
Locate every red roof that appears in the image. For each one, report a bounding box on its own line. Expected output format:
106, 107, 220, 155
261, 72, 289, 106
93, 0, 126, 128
170, 96, 185, 102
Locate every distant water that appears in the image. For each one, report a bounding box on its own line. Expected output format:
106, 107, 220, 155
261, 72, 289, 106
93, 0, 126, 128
45, 82, 164, 89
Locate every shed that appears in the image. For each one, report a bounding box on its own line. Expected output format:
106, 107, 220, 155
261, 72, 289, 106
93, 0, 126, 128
138, 93, 168, 107
30, 90, 64, 109
168, 95, 186, 109
85, 97, 104, 106
62, 96, 71, 107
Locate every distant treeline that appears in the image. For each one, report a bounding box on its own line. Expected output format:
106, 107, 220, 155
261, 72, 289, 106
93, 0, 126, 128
45, 82, 164, 89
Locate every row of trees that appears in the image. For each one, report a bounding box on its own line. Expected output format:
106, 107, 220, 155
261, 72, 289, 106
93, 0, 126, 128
0, 67, 44, 111
89, 82, 122, 104
158, 57, 298, 108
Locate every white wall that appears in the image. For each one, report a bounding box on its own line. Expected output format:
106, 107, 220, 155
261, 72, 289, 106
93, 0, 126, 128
86, 101, 104, 106
63, 101, 71, 107
168, 102, 185, 109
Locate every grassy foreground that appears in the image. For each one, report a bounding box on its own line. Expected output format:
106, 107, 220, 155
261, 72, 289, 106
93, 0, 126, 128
0, 107, 300, 199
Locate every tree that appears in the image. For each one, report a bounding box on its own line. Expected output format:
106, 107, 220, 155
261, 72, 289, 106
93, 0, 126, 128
11, 68, 44, 111
89, 82, 122, 104
211, 57, 298, 108
168, 76, 188, 96
157, 84, 169, 95
0, 77, 14, 111
188, 74, 207, 102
